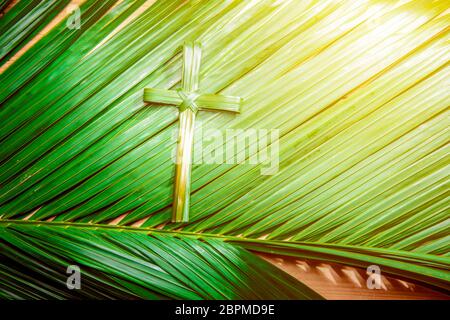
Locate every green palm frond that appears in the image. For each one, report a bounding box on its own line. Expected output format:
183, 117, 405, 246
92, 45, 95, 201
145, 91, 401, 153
0, 0, 70, 64
0, 0, 449, 299
0, 222, 322, 300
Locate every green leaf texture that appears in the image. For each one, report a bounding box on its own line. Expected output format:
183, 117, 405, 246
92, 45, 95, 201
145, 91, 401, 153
0, 0, 449, 298
0, 223, 322, 299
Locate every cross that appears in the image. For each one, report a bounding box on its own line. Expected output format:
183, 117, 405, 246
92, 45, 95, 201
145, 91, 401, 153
143, 41, 242, 222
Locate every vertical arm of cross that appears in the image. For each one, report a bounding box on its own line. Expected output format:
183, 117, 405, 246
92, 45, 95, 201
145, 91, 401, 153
172, 41, 202, 222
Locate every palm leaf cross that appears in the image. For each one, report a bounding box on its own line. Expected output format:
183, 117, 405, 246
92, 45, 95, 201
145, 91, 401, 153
143, 41, 242, 222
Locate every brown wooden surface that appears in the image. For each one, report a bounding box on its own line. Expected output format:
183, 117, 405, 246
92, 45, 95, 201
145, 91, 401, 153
259, 253, 449, 300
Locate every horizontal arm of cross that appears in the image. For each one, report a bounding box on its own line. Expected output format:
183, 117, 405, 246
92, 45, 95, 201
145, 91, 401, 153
144, 88, 241, 113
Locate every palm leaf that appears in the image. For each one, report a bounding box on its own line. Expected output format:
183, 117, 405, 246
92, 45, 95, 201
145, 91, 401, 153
0, 0, 70, 64
0, 0, 449, 298
0, 222, 322, 299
